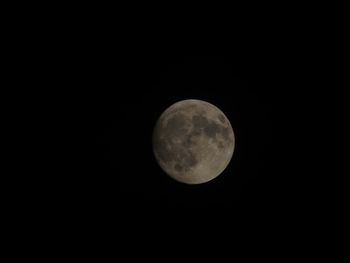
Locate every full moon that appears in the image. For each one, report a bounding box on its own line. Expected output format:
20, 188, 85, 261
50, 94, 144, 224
152, 99, 235, 184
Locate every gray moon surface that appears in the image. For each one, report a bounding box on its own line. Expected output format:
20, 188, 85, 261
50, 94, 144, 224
152, 99, 235, 184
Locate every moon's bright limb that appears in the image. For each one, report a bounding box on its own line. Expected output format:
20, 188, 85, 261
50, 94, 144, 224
152, 99, 235, 184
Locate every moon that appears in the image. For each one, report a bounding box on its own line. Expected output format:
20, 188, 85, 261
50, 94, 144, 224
152, 99, 235, 184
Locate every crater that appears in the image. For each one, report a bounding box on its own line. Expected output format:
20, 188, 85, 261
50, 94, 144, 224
155, 134, 198, 171
182, 136, 194, 148
191, 129, 201, 137
217, 141, 224, 149
174, 163, 183, 172
204, 121, 221, 138
192, 114, 208, 128
153, 138, 175, 164
218, 114, 226, 123
164, 113, 188, 137
182, 150, 197, 168
221, 126, 231, 141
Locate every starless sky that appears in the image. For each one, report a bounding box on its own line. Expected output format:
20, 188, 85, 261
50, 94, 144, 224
89, 55, 273, 215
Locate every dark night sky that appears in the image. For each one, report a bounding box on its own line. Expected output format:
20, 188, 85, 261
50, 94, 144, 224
51, 46, 329, 250
13, 9, 336, 256
51, 43, 326, 240
83, 55, 276, 220
48, 24, 329, 236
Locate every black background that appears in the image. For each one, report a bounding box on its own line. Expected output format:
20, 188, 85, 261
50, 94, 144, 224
83, 55, 276, 222
43, 26, 325, 248
43, 32, 323, 242
7, 6, 339, 258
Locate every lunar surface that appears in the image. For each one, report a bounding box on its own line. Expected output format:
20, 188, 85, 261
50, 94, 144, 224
152, 99, 235, 184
